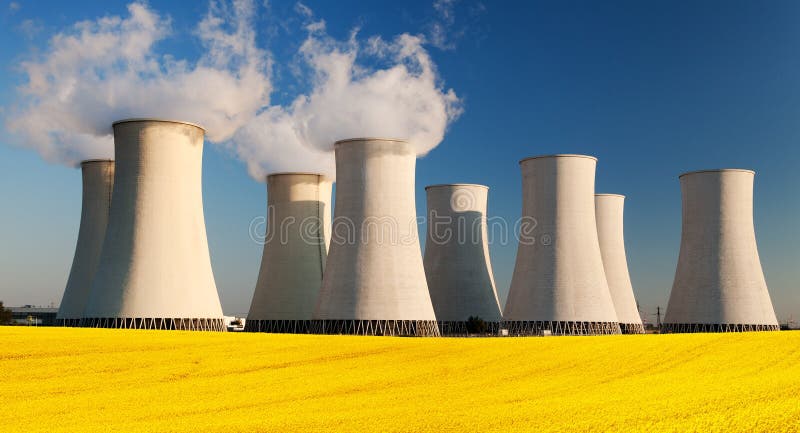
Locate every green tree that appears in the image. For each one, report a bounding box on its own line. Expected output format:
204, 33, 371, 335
466, 316, 487, 334
0, 301, 13, 325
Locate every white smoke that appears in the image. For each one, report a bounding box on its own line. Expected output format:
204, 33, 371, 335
5, 0, 271, 166
6, 1, 462, 179
232, 105, 336, 179
230, 7, 463, 180
429, 0, 457, 50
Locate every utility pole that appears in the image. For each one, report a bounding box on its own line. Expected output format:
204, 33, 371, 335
656, 306, 662, 332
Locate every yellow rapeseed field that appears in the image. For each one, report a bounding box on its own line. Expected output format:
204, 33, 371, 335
1, 327, 799, 432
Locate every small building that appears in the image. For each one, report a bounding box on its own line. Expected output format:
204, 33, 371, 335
10, 306, 58, 326
312, 138, 439, 337
225, 316, 246, 332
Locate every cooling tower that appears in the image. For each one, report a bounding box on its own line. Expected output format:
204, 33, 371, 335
56, 160, 115, 327
503, 155, 620, 335
595, 194, 644, 334
245, 173, 332, 333
312, 138, 439, 336
82, 119, 224, 331
423, 184, 502, 335
663, 169, 779, 333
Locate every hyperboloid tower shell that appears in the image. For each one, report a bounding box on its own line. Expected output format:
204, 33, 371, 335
56, 159, 115, 327
595, 194, 644, 334
245, 173, 332, 333
423, 184, 502, 335
663, 169, 779, 333
82, 119, 224, 331
503, 155, 620, 335
312, 138, 439, 336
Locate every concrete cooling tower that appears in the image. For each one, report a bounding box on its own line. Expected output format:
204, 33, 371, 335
312, 138, 439, 336
663, 169, 779, 333
423, 184, 502, 335
82, 119, 224, 331
56, 160, 115, 327
503, 155, 621, 335
245, 173, 332, 333
595, 194, 644, 334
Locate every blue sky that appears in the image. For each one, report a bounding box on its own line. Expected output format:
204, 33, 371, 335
1, 0, 799, 321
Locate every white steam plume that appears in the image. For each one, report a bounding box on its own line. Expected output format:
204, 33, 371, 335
231, 7, 463, 180
5, 0, 271, 166
232, 106, 336, 179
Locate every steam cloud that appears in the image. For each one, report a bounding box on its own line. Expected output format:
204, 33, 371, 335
232, 8, 463, 180
5, 1, 462, 181
5, 0, 271, 166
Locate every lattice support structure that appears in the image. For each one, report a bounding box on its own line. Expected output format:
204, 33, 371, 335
437, 321, 502, 336
244, 320, 311, 334
56, 319, 82, 327
503, 321, 621, 336
619, 323, 646, 334
661, 323, 780, 333
310, 320, 440, 337
81, 317, 226, 332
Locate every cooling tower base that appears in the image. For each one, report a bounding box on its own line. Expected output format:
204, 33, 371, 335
56, 319, 82, 327
81, 317, 225, 332
310, 320, 441, 337
437, 321, 502, 336
503, 320, 622, 336
620, 323, 646, 334
661, 323, 780, 333
244, 319, 311, 334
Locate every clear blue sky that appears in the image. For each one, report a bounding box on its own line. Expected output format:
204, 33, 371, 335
1, 0, 799, 321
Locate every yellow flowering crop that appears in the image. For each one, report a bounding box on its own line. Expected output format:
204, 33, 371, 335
1, 327, 798, 432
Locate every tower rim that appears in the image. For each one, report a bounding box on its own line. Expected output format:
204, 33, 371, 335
679, 168, 755, 178
266, 172, 328, 179
334, 137, 408, 146
80, 159, 114, 165
425, 183, 489, 190
519, 154, 597, 164
112, 118, 205, 132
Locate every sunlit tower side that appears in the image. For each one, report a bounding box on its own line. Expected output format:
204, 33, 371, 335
595, 193, 645, 334
245, 173, 332, 333
56, 159, 115, 327
82, 119, 225, 331
664, 169, 779, 332
423, 184, 502, 335
503, 154, 620, 335
312, 138, 439, 336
